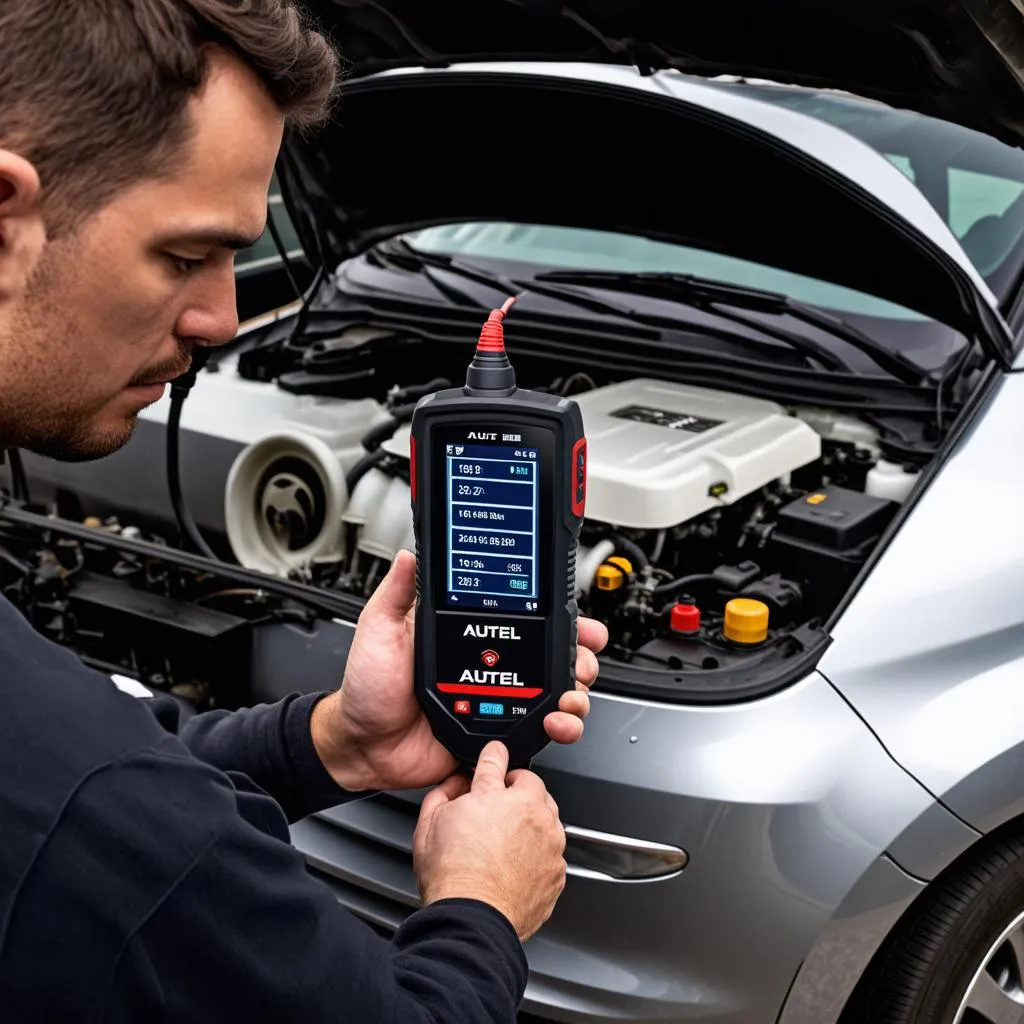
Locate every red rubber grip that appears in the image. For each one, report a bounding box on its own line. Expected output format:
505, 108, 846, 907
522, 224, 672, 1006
571, 437, 586, 517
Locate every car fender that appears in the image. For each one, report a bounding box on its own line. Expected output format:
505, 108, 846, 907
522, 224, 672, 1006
820, 369, 1024, 836
777, 797, 981, 1024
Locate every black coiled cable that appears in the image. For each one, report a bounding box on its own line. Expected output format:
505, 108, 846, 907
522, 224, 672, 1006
166, 349, 218, 561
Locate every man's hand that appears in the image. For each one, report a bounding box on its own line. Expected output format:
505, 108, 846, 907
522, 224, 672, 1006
311, 549, 607, 793
413, 740, 566, 942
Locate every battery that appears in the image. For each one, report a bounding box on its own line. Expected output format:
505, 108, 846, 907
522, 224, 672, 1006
770, 485, 897, 614
775, 485, 897, 549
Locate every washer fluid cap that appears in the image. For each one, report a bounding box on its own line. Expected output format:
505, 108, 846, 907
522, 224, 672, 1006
724, 598, 769, 644
595, 556, 632, 591
670, 603, 701, 634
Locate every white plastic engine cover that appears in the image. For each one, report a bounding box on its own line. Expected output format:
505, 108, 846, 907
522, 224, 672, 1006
572, 379, 821, 529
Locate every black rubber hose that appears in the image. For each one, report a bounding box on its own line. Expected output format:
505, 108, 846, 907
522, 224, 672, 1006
360, 402, 418, 453
610, 534, 650, 572
653, 573, 718, 598
265, 204, 301, 301
166, 351, 219, 561
345, 448, 389, 497
391, 378, 451, 404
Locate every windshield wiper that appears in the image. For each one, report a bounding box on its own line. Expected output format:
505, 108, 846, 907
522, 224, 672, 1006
369, 240, 860, 375
532, 269, 927, 386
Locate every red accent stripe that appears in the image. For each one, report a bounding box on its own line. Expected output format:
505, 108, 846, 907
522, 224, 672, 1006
438, 683, 543, 698
571, 436, 587, 517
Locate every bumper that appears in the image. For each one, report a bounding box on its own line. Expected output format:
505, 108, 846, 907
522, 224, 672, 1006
292, 671, 939, 1023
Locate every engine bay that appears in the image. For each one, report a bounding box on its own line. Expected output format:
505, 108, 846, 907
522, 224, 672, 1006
211, 368, 915, 701
0, 341, 934, 709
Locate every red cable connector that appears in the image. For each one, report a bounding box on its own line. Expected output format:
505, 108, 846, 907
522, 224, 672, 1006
476, 295, 517, 353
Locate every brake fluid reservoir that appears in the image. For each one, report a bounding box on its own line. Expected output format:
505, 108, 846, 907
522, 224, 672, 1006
865, 459, 918, 503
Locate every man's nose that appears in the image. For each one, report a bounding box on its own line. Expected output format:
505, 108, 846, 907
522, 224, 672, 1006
175, 261, 240, 348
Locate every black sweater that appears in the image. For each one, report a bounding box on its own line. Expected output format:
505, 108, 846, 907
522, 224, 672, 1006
0, 596, 527, 1022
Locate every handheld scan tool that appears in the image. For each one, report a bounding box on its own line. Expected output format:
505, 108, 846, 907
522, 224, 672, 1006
411, 298, 587, 768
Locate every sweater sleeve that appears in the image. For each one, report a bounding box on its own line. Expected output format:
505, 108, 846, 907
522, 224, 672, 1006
166, 690, 368, 821
3, 745, 528, 1024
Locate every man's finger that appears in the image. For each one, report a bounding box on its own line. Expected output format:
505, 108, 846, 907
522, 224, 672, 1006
418, 771, 469, 820
575, 646, 599, 686
471, 740, 510, 793
544, 710, 584, 745
505, 770, 552, 802
559, 689, 590, 719
546, 793, 560, 822
413, 772, 469, 859
505, 768, 548, 797
363, 549, 417, 622
578, 616, 609, 654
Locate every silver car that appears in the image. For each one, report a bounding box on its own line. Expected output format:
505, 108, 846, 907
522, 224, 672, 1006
11, 2, 1024, 1022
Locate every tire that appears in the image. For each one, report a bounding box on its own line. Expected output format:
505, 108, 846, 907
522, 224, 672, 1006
847, 832, 1024, 1023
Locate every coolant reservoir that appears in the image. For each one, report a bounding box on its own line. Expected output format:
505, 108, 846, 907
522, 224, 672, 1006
865, 460, 918, 503
358, 476, 413, 560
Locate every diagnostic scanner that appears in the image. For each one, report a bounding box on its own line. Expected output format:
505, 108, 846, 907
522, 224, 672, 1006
410, 297, 587, 768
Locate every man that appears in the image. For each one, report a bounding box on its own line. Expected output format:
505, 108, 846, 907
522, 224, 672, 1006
0, 2, 607, 1021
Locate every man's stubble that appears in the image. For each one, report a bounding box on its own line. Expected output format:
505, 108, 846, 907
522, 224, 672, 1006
0, 238, 138, 462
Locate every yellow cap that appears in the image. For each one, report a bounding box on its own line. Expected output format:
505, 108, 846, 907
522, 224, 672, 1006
595, 556, 633, 591
83, 516, 102, 529
723, 598, 769, 644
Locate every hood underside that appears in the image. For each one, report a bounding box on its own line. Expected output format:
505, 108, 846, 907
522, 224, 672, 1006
276, 1, 1023, 363
315, 0, 1024, 148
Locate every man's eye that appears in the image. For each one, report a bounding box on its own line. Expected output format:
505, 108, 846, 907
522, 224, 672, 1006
167, 254, 208, 274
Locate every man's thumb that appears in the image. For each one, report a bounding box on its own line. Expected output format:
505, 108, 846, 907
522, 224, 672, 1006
471, 741, 510, 793
366, 549, 417, 621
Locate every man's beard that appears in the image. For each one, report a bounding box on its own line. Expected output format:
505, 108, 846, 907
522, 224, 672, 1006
0, 242, 191, 462
21, 413, 140, 463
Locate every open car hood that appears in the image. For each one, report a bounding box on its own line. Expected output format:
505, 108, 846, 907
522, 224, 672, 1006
312, 1, 1024, 147
277, 0, 1024, 364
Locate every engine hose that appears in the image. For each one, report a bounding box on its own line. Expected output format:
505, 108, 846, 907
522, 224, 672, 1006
391, 378, 451, 403
577, 539, 616, 595
344, 448, 389, 497
653, 573, 717, 598
360, 401, 419, 453
610, 534, 650, 572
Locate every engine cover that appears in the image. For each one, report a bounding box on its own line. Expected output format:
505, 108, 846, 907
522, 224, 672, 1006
571, 379, 821, 529
382, 379, 821, 531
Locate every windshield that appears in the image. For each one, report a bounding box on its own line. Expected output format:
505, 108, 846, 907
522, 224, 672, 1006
404, 80, 1024, 327
721, 80, 1024, 295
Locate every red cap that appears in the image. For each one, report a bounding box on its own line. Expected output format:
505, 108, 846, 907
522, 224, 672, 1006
670, 603, 701, 634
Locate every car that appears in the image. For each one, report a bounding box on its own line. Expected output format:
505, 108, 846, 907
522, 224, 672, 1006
7, 2, 1024, 1022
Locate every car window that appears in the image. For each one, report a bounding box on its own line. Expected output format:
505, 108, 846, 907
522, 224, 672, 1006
884, 154, 915, 182
234, 170, 303, 278
725, 82, 1024, 293
947, 168, 1024, 276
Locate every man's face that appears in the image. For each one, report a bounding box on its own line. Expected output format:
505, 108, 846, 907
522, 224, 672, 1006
0, 49, 284, 461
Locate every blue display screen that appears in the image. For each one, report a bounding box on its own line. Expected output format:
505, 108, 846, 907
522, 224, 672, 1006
446, 443, 539, 612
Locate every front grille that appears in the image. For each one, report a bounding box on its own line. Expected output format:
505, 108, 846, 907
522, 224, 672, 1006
291, 792, 424, 934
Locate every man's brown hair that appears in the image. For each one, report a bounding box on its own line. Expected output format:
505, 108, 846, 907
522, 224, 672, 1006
0, 0, 339, 233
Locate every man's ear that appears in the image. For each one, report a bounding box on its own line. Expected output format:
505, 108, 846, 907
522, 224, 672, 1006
0, 149, 46, 302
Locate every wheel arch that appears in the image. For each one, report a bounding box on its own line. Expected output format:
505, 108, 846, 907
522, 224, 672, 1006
836, 812, 1024, 1021
777, 795, 1009, 1024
